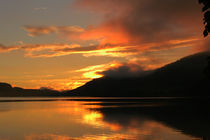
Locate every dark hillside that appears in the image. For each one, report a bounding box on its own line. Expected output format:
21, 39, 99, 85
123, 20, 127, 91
67, 51, 210, 97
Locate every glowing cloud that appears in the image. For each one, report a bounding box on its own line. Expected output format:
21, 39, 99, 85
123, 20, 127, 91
75, 62, 121, 79
24, 25, 85, 37
0, 0, 206, 90
0, 37, 199, 58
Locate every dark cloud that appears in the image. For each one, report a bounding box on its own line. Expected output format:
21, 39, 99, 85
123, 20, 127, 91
21, 0, 204, 59
98, 58, 162, 78
2, 0, 206, 62
71, 0, 206, 78
99, 64, 146, 78
74, 0, 203, 43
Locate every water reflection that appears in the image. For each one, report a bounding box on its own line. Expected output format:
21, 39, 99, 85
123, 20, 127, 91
0, 98, 208, 140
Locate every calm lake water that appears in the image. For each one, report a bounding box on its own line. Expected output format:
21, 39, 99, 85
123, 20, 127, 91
0, 97, 209, 140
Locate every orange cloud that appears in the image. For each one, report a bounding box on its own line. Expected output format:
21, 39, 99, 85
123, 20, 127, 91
24, 25, 84, 37
1, 0, 206, 91
18, 0, 205, 74
72, 0, 203, 48
0, 37, 199, 58
0, 44, 19, 52
7, 59, 162, 91
14, 79, 86, 91
0, 43, 138, 58
20, 0, 204, 59
5, 62, 120, 90
0, 36, 201, 91
75, 58, 167, 80
75, 62, 121, 79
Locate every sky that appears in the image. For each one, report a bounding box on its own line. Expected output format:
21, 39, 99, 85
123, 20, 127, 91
0, 0, 209, 90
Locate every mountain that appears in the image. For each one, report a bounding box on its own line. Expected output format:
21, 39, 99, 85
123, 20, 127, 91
66, 51, 210, 97
1, 51, 210, 97
0, 83, 61, 97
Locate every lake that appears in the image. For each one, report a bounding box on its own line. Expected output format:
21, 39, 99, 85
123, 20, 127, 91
0, 97, 209, 140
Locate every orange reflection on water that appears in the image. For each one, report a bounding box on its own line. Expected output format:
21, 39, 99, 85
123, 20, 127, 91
56, 101, 123, 131
83, 111, 122, 131
83, 112, 103, 125
25, 133, 135, 140
0, 100, 203, 140
57, 101, 102, 116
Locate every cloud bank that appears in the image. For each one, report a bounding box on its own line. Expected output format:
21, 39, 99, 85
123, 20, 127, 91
0, 37, 199, 58
73, 0, 202, 43
1, 0, 208, 88
21, 0, 204, 59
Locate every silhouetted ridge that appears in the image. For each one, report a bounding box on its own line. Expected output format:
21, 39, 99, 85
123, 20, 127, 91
0, 83, 62, 97
1, 51, 210, 97
0, 83, 12, 88
67, 51, 210, 97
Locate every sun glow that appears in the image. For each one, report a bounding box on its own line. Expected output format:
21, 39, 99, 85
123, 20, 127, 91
76, 61, 122, 79
56, 101, 124, 131
82, 71, 103, 79
83, 112, 103, 124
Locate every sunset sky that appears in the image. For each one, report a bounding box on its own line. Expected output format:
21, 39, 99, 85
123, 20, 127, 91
0, 0, 209, 90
